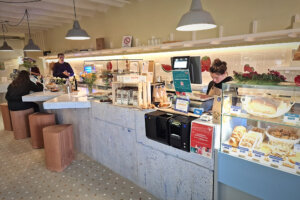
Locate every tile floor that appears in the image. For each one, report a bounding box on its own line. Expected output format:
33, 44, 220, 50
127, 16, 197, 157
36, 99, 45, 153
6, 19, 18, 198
0, 128, 158, 200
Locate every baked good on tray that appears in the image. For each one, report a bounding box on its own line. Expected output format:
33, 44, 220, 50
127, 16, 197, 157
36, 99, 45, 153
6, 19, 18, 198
248, 97, 278, 115
289, 153, 300, 164
228, 126, 247, 147
266, 126, 300, 149
239, 131, 262, 149
241, 96, 293, 118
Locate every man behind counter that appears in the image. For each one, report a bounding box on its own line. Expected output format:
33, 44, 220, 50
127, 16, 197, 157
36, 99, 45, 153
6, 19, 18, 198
53, 53, 74, 78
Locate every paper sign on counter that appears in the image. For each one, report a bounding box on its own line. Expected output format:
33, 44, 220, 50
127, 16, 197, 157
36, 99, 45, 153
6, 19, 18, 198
190, 122, 214, 159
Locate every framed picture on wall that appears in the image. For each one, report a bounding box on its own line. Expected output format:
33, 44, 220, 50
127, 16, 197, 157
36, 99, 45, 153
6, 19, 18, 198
122, 36, 132, 48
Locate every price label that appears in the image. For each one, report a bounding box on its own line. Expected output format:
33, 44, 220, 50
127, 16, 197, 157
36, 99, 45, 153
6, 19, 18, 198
294, 144, 300, 153
253, 150, 265, 159
193, 108, 204, 115
222, 143, 232, 150
283, 113, 300, 124
296, 162, 300, 170
230, 106, 241, 114
269, 155, 283, 165
238, 146, 249, 155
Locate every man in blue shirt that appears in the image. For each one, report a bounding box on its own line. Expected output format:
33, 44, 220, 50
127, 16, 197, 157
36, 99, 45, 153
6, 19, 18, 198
53, 53, 74, 78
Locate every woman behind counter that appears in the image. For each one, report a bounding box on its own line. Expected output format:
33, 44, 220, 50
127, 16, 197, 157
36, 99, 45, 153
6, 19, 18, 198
6, 70, 43, 112
207, 58, 233, 96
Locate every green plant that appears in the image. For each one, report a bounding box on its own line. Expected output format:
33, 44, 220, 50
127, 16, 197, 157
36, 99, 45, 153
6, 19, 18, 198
233, 69, 286, 85
81, 72, 97, 87
19, 57, 36, 70
54, 77, 67, 85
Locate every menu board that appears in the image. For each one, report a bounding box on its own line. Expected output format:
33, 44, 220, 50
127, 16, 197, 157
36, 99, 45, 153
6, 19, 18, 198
190, 122, 214, 159
172, 70, 192, 93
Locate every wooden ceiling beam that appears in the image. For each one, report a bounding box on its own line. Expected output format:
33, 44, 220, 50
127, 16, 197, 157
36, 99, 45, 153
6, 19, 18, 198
0, 2, 94, 18
89, 0, 125, 8
46, 0, 109, 12
0, 5, 76, 21
0, 11, 73, 25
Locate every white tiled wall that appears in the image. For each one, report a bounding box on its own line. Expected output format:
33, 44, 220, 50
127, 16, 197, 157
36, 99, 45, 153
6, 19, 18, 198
49, 42, 300, 85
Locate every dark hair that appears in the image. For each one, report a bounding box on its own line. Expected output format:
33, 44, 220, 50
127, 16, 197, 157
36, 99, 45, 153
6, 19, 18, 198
30, 66, 40, 74
12, 70, 30, 87
57, 53, 64, 57
209, 58, 227, 75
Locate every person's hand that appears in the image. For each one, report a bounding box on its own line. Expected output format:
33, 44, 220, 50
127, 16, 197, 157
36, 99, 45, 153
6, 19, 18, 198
63, 70, 70, 77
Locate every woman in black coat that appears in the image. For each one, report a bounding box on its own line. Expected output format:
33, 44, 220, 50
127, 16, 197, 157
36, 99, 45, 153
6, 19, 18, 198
6, 70, 43, 112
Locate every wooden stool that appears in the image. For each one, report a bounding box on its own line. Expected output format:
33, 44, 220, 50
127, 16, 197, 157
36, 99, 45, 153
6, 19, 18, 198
10, 108, 34, 140
29, 113, 56, 149
0, 103, 13, 131
43, 124, 74, 172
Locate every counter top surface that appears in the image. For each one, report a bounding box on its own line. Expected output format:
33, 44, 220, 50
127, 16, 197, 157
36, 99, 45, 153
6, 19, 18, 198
22, 90, 64, 102
43, 87, 91, 109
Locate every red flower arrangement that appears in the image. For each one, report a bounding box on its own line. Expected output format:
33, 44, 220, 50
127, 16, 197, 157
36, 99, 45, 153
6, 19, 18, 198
233, 66, 286, 85
294, 75, 300, 86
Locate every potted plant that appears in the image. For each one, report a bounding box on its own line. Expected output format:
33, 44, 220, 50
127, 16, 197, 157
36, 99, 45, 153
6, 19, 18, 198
19, 57, 36, 72
80, 72, 97, 93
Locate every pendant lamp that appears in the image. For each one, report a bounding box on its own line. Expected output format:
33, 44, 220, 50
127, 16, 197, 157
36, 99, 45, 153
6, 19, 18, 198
0, 24, 13, 51
65, 0, 90, 40
24, 9, 41, 51
176, 0, 217, 31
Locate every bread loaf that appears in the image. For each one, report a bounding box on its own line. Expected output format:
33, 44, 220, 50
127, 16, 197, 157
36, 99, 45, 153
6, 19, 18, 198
228, 126, 247, 147
248, 98, 278, 115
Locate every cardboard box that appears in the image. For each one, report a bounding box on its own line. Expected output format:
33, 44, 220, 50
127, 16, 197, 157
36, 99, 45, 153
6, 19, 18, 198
96, 38, 105, 50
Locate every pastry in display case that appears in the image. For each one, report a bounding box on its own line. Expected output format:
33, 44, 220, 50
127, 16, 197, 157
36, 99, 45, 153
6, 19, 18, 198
220, 82, 300, 175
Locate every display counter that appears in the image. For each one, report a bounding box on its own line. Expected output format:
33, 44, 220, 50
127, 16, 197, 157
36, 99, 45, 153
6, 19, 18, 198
21, 88, 217, 199
218, 82, 300, 200
41, 98, 216, 200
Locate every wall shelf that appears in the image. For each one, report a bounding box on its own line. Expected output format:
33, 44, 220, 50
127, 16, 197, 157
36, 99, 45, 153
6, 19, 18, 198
41, 28, 300, 61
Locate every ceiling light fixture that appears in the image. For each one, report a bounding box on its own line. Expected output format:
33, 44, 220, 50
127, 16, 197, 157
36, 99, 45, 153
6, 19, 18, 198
0, 24, 13, 51
23, 9, 41, 51
65, 0, 90, 40
176, 0, 216, 31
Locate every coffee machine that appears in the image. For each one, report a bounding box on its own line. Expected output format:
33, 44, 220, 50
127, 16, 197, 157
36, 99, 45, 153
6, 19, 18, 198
145, 111, 196, 152
145, 111, 176, 145
168, 115, 197, 152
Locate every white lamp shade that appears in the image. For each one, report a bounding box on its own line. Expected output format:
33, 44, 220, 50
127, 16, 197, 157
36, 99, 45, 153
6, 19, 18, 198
65, 20, 90, 40
176, 0, 216, 31
0, 41, 13, 51
24, 39, 41, 52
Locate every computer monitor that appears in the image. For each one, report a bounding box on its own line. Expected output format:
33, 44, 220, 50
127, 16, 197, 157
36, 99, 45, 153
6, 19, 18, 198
172, 56, 190, 69
171, 56, 202, 84
84, 65, 95, 73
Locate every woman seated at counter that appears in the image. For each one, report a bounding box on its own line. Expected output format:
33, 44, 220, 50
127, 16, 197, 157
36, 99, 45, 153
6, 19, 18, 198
30, 66, 43, 83
206, 58, 233, 96
6, 70, 43, 112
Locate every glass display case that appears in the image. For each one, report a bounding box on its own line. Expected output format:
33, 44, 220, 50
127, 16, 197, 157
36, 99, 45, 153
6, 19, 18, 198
220, 82, 300, 176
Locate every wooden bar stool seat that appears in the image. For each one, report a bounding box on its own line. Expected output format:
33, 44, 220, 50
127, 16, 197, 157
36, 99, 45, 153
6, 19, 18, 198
29, 113, 56, 149
0, 103, 13, 131
10, 108, 34, 140
43, 124, 74, 172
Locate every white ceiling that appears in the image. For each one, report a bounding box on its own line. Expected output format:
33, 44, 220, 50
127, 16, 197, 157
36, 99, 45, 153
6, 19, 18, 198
0, 0, 133, 34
